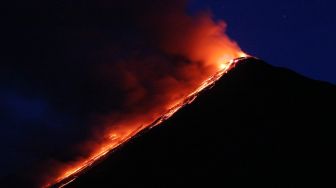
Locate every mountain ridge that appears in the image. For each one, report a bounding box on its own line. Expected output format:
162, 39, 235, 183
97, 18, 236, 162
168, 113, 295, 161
3, 58, 334, 187
65, 58, 335, 188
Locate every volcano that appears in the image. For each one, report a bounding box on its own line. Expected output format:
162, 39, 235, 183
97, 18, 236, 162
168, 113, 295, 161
47, 57, 335, 188
5, 58, 335, 188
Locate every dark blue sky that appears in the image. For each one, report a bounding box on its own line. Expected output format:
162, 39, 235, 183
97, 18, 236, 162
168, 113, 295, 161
190, 0, 336, 83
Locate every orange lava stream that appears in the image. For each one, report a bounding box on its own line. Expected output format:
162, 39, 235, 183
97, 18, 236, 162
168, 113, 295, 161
45, 54, 247, 188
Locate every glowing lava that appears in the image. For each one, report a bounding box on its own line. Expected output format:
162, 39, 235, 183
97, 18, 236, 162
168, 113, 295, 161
40, 3, 248, 186
46, 55, 248, 188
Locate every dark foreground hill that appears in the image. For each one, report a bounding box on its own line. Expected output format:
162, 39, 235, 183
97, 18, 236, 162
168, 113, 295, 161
65, 58, 335, 188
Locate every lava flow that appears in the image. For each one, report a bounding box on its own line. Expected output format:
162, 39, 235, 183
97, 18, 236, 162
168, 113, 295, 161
38, 1, 248, 187
47, 55, 248, 188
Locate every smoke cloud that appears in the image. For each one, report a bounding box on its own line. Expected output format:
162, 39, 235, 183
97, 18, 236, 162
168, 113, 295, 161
1, 0, 243, 186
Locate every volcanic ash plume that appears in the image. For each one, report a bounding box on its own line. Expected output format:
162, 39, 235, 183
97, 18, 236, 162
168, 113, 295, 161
40, 1, 245, 187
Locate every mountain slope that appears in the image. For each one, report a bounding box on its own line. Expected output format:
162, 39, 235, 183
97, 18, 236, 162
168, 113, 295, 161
66, 58, 336, 187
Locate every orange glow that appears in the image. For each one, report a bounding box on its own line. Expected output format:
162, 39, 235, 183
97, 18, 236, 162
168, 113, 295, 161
44, 56, 244, 188
41, 8, 247, 188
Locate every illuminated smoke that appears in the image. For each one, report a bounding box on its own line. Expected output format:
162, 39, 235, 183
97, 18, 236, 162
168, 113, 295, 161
38, 1, 245, 187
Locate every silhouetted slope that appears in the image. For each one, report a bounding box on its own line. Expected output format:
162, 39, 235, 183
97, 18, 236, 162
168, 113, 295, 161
67, 58, 336, 188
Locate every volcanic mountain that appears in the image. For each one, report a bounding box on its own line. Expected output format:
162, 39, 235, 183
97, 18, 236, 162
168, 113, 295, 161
49, 57, 335, 188
6, 57, 334, 188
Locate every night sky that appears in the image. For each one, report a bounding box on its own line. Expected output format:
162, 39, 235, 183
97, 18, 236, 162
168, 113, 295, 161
1, 0, 335, 185
190, 0, 336, 83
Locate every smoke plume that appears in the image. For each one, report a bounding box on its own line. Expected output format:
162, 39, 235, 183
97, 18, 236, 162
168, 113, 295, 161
1, 0, 243, 186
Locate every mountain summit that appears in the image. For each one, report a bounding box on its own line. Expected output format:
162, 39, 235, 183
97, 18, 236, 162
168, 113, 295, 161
57, 58, 336, 187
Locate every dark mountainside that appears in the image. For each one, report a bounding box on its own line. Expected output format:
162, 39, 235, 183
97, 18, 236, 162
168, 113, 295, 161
37, 58, 335, 187
59, 58, 335, 188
